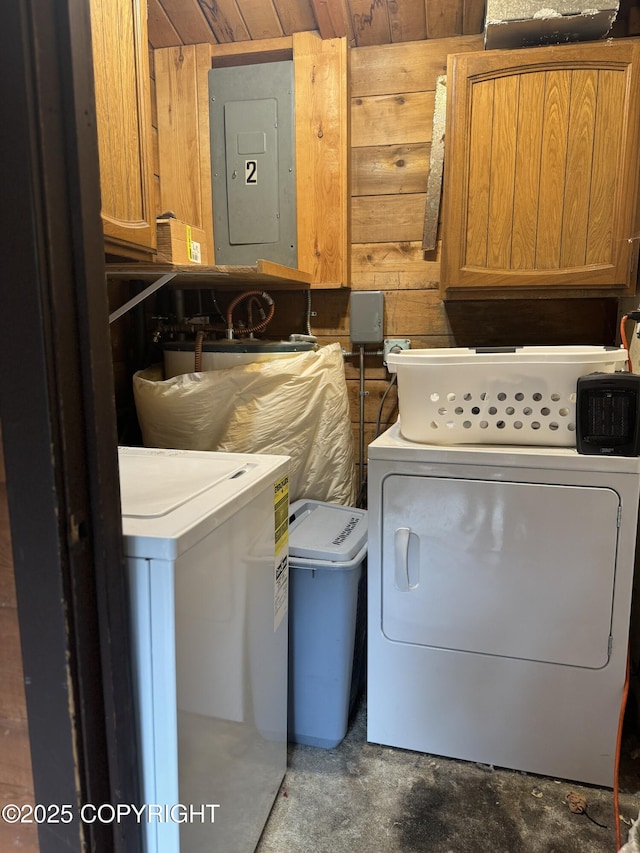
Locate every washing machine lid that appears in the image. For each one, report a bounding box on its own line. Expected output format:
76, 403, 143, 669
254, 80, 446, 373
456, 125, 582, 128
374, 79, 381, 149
118, 447, 289, 560
120, 452, 244, 518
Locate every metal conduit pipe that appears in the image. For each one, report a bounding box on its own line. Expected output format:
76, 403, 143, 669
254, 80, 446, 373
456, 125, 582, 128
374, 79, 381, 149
305, 290, 313, 336
342, 347, 395, 507
342, 349, 384, 358
194, 330, 205, 372
359, 346, 366, 498
225, 290, 275, 339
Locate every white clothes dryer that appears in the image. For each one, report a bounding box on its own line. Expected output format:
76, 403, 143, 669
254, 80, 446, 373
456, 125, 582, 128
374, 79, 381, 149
367, 423, 640, 786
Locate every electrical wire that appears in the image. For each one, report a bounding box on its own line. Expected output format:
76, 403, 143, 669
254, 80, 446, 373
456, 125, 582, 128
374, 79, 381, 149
375, 373, 397, 437
614, 648, 630, 851
620, 314, 632, 372
209, 290, 226, 324
613, 316, 634, 852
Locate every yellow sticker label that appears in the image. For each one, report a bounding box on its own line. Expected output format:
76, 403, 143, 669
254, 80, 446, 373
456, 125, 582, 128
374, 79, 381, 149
273, 475, 289, 631
274, 475, 289, 554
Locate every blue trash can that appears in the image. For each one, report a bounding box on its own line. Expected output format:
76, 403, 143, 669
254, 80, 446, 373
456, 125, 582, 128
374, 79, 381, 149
287, 500, 368, 749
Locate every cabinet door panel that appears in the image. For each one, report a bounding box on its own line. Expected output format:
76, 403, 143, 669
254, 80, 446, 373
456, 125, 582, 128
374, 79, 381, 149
561, 70, 597, 268
90, 0, 156, 258
537, 70, 570, 270
511, 72, 544, 270
442, 40, 640, 293
465, 79, 493, 268
587, 70, 626, 266
487, 75, 518, 270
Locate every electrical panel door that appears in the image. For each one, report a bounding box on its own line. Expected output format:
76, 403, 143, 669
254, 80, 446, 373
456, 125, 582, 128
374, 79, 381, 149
224, 99, 278, 246
209, 61, 296, 267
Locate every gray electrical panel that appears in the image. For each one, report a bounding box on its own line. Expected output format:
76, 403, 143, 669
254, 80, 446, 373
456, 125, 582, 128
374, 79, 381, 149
350, 291, 384, 344
209, 61, 297, 267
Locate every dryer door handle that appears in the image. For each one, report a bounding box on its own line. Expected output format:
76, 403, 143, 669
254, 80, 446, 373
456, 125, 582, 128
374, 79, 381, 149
394, 527, 419, 591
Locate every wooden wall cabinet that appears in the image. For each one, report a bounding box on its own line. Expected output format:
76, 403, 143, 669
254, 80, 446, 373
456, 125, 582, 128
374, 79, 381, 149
154, 32, 349, 288
90, 0, 156, 260
441, 39, 640, 297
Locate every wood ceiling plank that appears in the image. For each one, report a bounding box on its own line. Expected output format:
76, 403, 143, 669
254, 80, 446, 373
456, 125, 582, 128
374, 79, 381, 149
349, 0, 391, 46
236, 0, 284, 39
157, 0, 216, 43
425, 0, 463, 38
389, 0, 427, 42
273, 0, 317, 34
309, 0, 352, 39
197, 0, 250, 42
148, 0, 183, 47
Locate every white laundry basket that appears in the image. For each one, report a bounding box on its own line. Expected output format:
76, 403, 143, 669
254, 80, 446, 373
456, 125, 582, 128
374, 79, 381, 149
386, 346, 628, 447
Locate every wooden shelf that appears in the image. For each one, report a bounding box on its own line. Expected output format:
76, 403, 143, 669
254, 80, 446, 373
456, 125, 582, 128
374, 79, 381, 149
105, 259, 312, 290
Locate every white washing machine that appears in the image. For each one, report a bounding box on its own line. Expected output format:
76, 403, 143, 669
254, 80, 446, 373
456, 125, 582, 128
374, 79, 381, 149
119, 447, 290, 853
367, 423, 640, 786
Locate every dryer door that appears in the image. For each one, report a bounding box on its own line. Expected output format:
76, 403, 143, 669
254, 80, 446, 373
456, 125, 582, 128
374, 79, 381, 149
381, 475, 620, 668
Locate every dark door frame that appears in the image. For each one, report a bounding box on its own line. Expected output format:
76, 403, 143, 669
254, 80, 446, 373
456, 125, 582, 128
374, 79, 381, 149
0, 1, 140, 851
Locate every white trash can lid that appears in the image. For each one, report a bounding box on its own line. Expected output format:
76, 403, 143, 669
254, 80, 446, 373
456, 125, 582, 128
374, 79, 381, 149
288, 499, 368, 563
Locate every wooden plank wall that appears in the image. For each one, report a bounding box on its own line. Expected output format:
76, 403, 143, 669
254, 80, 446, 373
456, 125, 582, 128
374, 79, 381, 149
146, 34, 622, 489
266, 37, 481, 479
346, 35, 482, 462
0, 428, 38, 852
265, 34, 620, 488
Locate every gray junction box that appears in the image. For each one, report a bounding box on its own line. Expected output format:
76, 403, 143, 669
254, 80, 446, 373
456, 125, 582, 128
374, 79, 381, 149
209, 61, 297, 267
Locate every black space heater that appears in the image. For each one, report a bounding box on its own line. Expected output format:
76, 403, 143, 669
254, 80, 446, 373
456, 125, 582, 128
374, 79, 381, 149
576, 372, 640, 456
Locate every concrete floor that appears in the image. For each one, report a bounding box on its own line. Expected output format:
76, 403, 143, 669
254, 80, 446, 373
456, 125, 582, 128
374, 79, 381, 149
257, 698, 640, 853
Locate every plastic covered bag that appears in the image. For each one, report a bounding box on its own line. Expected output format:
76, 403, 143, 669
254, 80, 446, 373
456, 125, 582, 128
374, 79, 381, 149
133, 342, 356, 506
620, 811, 640, 853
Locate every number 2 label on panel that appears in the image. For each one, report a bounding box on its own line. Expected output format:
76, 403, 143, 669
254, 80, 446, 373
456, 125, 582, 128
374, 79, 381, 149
245, 160, 257, 184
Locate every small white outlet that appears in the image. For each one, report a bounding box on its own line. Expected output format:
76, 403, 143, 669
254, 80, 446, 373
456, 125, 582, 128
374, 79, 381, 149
383, 339, 411, 366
